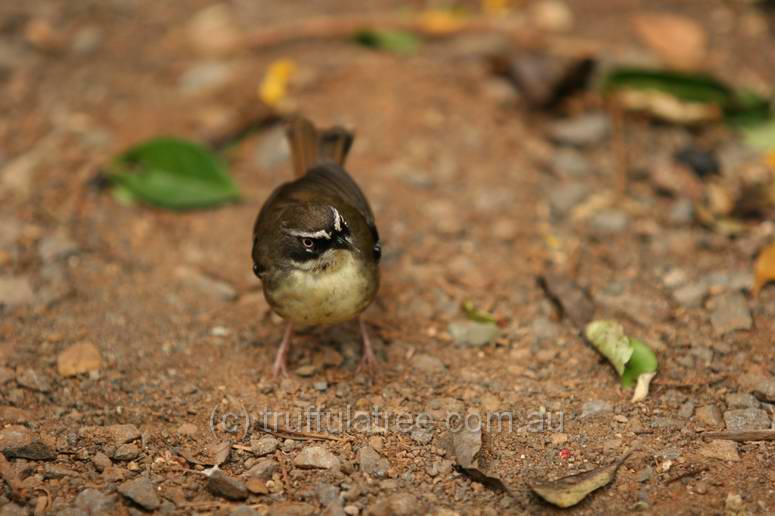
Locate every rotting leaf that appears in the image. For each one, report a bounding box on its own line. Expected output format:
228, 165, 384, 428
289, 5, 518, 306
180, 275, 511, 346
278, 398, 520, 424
452, 423, 510, 493
529, 453, 630, 508
461, 301, 497, 324
353, 29, 421, 54
109, 137, 240, 210
584, 321, 658, 390
753, 241, 775, 296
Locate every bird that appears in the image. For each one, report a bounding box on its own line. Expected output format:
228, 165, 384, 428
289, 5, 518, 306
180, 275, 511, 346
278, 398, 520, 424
251, 116, 382, 377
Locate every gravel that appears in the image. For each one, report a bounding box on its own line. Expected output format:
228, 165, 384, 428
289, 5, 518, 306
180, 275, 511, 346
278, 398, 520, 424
448, 320, 499, 347
358, 445, 390, 478
709, 291, 752, 335
294, 446, 341, 470
207, 469, 248, 500
118, 476, 161, 511
549, 112, 611, 147
723, 408, 771, 431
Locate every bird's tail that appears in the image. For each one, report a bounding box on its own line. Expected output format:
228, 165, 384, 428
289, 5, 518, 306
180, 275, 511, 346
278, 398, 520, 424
286, 116, 354, 178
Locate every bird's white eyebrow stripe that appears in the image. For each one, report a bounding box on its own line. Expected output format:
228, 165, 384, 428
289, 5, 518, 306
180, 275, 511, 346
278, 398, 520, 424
331, 206, 343, 232
287, 229, 331, 239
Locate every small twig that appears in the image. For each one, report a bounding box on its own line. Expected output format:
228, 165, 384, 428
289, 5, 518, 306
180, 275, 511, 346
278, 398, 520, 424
232, 444, 252, 452
701, 430, 775, 442
255, 422, 342, 442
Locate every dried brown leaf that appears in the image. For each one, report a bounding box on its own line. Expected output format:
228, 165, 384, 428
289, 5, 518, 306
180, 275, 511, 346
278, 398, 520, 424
753, 242, 775, 296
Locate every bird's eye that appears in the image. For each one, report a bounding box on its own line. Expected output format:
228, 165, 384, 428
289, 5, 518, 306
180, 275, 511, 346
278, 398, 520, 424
302, 238, 314, 249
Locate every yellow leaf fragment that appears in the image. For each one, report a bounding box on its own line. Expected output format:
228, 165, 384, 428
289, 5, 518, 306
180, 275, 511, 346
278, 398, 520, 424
259, 58, 296, 107
420, 10, 466, 35
753, 242, 775, 296
482, 0, 511, 16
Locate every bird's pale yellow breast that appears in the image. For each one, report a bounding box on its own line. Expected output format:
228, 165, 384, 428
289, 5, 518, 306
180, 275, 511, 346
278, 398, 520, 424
267, 250, 376, 325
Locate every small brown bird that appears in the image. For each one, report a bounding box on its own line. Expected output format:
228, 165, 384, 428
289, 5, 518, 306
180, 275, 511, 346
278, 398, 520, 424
251, 116, 381, 377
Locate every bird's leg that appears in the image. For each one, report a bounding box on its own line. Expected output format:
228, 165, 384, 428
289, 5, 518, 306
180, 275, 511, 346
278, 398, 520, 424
272, 322, 293, 378
357, 315, 378, 373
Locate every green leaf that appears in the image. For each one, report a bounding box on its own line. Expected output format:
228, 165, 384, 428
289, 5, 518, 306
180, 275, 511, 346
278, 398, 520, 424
353, 30, 421, 54
740, 116, 775, 151
584, 320, 658, 388
108, 137, 240, 210
584, 320, 632, 376
461, 301, 498, 324
601, 67, 771, 125
620, 338, 658, 388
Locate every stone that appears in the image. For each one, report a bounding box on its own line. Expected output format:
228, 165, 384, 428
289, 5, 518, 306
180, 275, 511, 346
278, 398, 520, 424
447, 320, 499, 347
631, 13, 707, 70
0, 426, 55, 460
186, 4, 241, 57
295, 365, 316, 377
113, 443, 140, 461
709, 291, 752, 335
370, 493, 423, 516
38, 230, 78, 262
207, 469, 248, 500
589, 209, 629, 233
410, 428, 434, 445
179, 61, 234, 95
13, 368, 49, 392
669, 198, 694, 225
176, 423, 198, 436
57, 342, 102, 377
0, 406, 32, 424
725, 393, 759, 409
549, 112, 610, 147
530, 0, 574, 32
737, 373, 775, 401
92, 451, 112, 472
551, 148, 593, 177
580, 400, 612, 419
698, 440, 740, 462
75, 488, 117, 514
672, 282, 708, 308
107, 424, 141, 445
246, 478, 268, 495
255, 127, 290, 170
294, 446, 340, 470
695, 405, 723, 427
118, 477, 161, 511
411, 354, 446, 374
245, 458, 278, 480
231, 506, 260, 516
723, 408, 771, 431
549, 182, 588, 217
250, 436, 279, 457
0, 276, 35, 308
175, 266, 237, 302
358, 446, 389, 478
678, 401, 695, 419
316, 482, 340, 506
0, 367, 14, 385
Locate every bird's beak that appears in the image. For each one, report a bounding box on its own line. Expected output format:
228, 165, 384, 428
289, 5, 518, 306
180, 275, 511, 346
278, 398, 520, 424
335, 234, 354, 250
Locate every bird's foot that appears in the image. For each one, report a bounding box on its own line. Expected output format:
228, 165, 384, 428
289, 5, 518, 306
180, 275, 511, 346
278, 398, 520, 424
271, 322, 293, 379
356, 315, 379, 374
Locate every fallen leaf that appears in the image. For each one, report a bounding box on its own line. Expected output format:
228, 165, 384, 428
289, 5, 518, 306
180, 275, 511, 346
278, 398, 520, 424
584, 321, 658, 390
258, 58, 296, 107
109, 137, 240, 210
631, 13, 707, 70
529, 453, 630, 508
754, 242, 775, 296
353, 29, 421, 54
57, 342, 102, 377
452, 423, 511, 492
461, 301, 497, 324
420, 9, 466, 35
482, 0, 511, 16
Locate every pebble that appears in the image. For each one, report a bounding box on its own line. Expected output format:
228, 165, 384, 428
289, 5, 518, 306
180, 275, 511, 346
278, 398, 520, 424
71, 26, 102, 55
316, 482, 340, 506
358, 446, 389, 478
92, 451, 112, 472
207, 469, 248, 501
0, 426, 55, 460
0, 406, 31, 425
343, 505, 359, 515
725, 393, 760, 409
549, 112, 610, 147
294, 446, 340, 470
698, 439, 740, 462
57, 342, 102, 377
246, 477, 268, 495
447, 320, 499, 347
551, 148, 593, 177
255, 127, 290, 170
118, 476, 161, 511
75, 488, 116, 513
589, 209, 630, 233
231, 506, 260, 516
677, 401, 695, 419
176, 423, 198, 436
709, 291, 752, 335
38, 230, 78, 262
411, 354, 446, 374
530, 0, 574, 31
245, 458, 278, 479
410, 428, 434, 445
113, 443, 141, 461
370, 493, 424, 516
313, 381, 328, 391
737, 373, 775, 401
549, 182, 589, 217
186, 4, 241, 57
580, 400, 612, 419
175, 266, 237, 302
668, 198, 694, 225
295, 365, 316, 377
723, 408, 771, 431
672, 282, 708, 308
107, 424, 141, 445
694, 404, 723, 427
179, 61, 234, 95
250, 436, 279, 457
0, 276, 35, 308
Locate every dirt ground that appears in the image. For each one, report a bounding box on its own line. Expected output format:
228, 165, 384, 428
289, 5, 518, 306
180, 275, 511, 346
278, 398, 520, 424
1, 0, 775, 514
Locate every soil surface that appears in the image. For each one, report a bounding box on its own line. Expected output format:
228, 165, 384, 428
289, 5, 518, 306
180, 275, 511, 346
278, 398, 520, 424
1, 1, 775, 515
